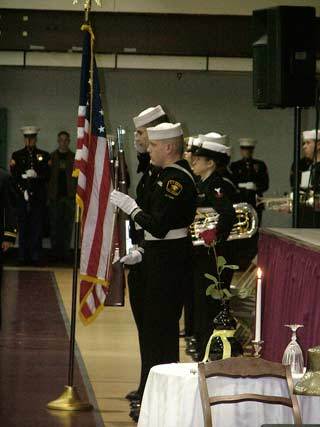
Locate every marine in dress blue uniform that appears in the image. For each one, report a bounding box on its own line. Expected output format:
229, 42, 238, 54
10, 126, 51, 264
230, 138, 269, 225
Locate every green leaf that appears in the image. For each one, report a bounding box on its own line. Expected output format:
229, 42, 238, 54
206, 285, 214, 296
222, 288, 233, 299
217, 256, 227, 268
206, 284, 218, 295
224, 264, 239, 270
210, 289, 224, 299
204, 273, 218, 284
206, 285, 223, 299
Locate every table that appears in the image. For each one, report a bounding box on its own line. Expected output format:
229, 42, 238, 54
258, 228, 320, 362
138, 363, 320, 427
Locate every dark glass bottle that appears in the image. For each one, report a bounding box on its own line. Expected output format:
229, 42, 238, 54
208, 301, 243, 361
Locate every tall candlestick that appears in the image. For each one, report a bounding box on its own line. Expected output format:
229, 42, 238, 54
255, 268, 262, 342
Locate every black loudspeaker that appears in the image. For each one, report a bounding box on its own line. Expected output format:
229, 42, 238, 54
253, 6, 316, 108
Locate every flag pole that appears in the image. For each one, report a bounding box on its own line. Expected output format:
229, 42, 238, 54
46, 0, 101, 411
47, 205, 92, 411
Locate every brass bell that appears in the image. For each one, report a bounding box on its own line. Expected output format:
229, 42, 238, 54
294, 346, 320, 396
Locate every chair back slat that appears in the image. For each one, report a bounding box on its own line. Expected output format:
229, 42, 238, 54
198, 357, 302, 427
209, 394, 292, 407
203, 357, 286, 378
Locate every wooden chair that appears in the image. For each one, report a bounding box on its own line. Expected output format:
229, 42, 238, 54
198, 357, 302, 427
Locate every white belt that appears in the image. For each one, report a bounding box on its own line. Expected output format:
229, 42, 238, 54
144, 227, 188, 241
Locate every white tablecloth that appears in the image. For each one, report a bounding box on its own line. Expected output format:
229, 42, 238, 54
138, 363, 320, 427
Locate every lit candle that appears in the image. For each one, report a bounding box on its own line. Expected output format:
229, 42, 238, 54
255, 268, 262, 342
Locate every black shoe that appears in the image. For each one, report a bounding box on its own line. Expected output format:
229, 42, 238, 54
130, 407, 140, 422
185, 335, 197, 344
125, 390, 141, 401
130, 400, 141, 409
191, 352, 201, 362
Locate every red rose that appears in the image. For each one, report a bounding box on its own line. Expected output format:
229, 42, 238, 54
199, 228, 217, 246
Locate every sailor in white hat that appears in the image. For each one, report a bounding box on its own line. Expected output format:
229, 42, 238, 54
121, 106, 169, 414
288, 130, 314, 191
190, 136, 237, 359
302, 129, 320, 163
295, 129, 320, 226
111, 122, 197, 409
230, 138, 269, 225
10, 126, 50, 265
133, 105, 167, 156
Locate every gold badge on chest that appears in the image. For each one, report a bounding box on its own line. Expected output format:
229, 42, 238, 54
166, 180, 183, 196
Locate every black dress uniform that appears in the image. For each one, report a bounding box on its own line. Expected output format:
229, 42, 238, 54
131, 159, 197, 396
193, 172, 236, 359
0, 169, 17, 328
127, 152, 161, 400
10, 146, 50, 263
290, 157, 312, 189
230, 157, 269, 224
298, 161, 320, 227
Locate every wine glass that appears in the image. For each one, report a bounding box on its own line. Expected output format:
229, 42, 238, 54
282, 324, 304, 374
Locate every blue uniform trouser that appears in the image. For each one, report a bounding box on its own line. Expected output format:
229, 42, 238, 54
49, 197, 74, 259
17, 197, 45, 262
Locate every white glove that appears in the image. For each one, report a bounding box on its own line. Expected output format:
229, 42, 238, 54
134, 132, 148, 153
239, 182, 256, 191
120, 248, 143, 265
25, 168, 37, 178
110, 190, 138, 215
24, 190, 29, 201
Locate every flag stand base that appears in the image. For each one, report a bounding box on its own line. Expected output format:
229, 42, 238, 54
47, 386, 93, 411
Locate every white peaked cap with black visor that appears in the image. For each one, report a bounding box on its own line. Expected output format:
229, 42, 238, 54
239, 138, 256, 148
21, 126, 40, 136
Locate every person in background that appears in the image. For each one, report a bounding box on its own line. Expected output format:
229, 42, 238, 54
0, 168, 17, 328
230, 138, 269, 267
10, 126, 50, 265
290, 156, 312, 190
230, 138, 269, 225
296, 129, 320, 227
48, 131, 76, 263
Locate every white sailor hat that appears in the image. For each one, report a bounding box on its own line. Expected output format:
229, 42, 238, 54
199, 132, 229, 146
21, 126, 40, 136
302, 129, 320, 141
133, 105, 166, 129
239, 138, 256, 148
147, 122, 183, 141
194, 140, 231, 164
186, 136, 201, 152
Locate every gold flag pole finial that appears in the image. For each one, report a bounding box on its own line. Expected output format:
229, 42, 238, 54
72, 1, 102, 7
73, 0, 102, 20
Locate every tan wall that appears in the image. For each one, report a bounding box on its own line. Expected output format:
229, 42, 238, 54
1, 0, 320, 15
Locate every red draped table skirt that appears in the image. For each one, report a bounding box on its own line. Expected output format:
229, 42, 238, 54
258, 228, 320, 362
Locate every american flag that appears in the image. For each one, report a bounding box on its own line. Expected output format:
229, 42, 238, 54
75, 26, 114, 324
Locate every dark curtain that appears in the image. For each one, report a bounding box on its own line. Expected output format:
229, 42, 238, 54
258, 230, 320, 362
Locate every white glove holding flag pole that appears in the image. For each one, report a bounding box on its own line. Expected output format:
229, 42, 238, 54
110, 190, 138, 216
120, 247, 144, 265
